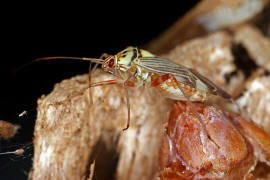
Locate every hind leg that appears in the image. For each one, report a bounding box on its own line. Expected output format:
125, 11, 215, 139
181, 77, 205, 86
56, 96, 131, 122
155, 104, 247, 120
167, 74, 211, 138
150, 73, 211, 138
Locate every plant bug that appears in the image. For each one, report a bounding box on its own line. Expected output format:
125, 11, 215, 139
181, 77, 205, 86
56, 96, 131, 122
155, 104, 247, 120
18, 46, 240, 136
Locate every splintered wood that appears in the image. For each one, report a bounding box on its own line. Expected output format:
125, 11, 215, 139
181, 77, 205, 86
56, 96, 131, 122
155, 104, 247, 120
237, 69, 270, 135
32, 70, 171, 180
31, 1, 270, 179
32, 32, 270, 179
147, 0, 268, 54
233, 24, 270, 68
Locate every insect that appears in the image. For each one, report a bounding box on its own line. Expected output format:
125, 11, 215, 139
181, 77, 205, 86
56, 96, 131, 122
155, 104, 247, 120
0, 46, 238, 180
31, 46, 235, 137
96, 47, 233, 136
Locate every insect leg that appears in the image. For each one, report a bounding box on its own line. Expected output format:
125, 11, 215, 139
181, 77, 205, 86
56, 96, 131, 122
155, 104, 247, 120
99, 53, 110, 60
88, 62, 99, 106
89, 80, 119, 87
47, 79, 120, 108
119, 76, 137, 131
87, 52, 109, 105
89, 77, 132, 131
122, 86, 130, 131
88, 63, 93, 106
169, 74, 211, 139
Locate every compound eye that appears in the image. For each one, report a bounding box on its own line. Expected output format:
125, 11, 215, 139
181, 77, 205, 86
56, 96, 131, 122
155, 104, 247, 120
108, 58, 115, 67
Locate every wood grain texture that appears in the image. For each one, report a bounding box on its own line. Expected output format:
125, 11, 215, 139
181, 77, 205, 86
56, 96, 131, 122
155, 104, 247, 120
31, 70, 171, 180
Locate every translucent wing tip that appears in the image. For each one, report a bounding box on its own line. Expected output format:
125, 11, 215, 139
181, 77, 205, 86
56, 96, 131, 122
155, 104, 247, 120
216, 89, 232, 99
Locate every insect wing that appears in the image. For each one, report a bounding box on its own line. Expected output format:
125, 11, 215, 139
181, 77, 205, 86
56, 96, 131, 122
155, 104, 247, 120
138, 57, 197, 88
138, 57, 231, 99
191, 71, 231, 99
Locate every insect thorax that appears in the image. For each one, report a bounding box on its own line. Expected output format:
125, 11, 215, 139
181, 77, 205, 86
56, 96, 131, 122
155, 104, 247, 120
116, 47, 155, 69
116, 47, 138, 69
112, 47, 154, 87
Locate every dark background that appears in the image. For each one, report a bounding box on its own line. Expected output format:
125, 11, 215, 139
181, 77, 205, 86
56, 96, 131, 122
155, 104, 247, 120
0, 1, 198, 179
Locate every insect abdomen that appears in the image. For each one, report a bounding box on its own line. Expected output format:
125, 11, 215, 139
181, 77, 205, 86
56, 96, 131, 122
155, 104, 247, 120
150, 74, 209, 101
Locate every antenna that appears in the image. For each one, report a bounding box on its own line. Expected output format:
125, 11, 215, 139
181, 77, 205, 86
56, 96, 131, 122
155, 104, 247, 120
14, 56, 105, 73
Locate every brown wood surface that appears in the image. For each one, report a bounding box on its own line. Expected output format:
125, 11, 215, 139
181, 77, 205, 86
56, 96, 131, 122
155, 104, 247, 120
30, 0, 270, 179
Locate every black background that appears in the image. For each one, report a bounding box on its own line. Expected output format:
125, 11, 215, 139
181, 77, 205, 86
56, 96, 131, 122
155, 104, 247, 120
0, 1, 198, 179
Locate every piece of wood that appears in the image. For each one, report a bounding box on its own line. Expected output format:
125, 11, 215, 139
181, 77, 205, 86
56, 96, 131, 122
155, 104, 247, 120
30, 1, 270, 179
147, 0, 268, 55
31, 70, 171, 180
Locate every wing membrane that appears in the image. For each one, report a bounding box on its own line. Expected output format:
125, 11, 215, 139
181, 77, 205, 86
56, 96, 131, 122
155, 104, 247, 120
138, 57, 231, 99
138, 57, 197, 87
139, 57, 188, 73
